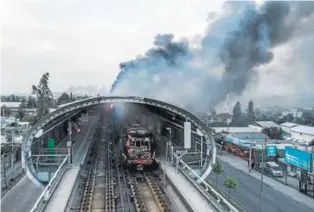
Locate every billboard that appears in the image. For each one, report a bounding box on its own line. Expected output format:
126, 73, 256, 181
284, 147, 312, 172
184, 122, 191, 149
266, 146, 277, 156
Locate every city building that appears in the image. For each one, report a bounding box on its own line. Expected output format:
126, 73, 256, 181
1, 102, 36, 116
281, 122, 298, 134
212, 127, 258, 134
282, 108, 303, 118
215, 113, 232, 125
249, 121, 279, 132
290, 125, 314, 143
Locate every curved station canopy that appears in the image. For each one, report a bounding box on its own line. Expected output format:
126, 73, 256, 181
22, 96, 217, 188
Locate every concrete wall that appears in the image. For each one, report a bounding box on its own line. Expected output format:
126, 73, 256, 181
281, 126, 292, 134
291, 131, 314, 142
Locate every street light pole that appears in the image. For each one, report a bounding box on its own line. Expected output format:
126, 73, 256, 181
67, 120, 72, 165
11, 130, 14, 180
166, 127, 172, 162
249, 143, 252, 173
200, 136, 203, 169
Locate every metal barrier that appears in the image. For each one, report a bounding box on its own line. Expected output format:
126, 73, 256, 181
173, 154, 239, 212
30, 156, 69, 212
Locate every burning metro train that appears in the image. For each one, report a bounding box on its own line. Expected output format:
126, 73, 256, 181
122, 124, 158, 171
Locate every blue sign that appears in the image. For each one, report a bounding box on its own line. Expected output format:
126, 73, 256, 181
284, 147, 312, 171
267, 146, 277, 156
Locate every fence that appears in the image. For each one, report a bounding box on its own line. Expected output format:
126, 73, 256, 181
172, 153, 240, 212
30, 156, 68, 212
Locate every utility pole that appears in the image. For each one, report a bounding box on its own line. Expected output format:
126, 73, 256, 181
200, 136, 203, 169
11, 130, 14, 181
166, 128, 172, 162
67, 120, 72, 165
260, 137, 266, 212
249, 143, 252, 173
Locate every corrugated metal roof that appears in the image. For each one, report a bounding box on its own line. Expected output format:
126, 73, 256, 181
280, 122, 298, 128
1, 102, 21, 108
255, 121, 279, 128
212, 127, 258, 133
291, 125, 314, 136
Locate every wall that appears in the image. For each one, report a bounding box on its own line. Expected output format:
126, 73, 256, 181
248, 125, 262, 132
291, 131, 314, 142
281, 126, 292, 134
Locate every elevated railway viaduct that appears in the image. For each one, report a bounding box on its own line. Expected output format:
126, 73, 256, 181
22, 96, 217, 188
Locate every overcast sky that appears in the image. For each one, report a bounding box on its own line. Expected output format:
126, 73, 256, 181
1, 0, 226, 95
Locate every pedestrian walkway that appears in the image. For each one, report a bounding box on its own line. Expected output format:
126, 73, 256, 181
44, 166, 80, 212
160, 162, 215, 212
219, 151, 314, 210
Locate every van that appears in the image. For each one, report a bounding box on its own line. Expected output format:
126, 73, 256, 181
266, 162, 283, 177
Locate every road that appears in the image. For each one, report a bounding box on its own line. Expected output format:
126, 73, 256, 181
209, 161, 313, 212
1, 116, 98, 212
1, 176, 42, 212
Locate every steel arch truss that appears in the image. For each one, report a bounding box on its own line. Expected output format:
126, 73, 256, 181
22, 96, 217, 188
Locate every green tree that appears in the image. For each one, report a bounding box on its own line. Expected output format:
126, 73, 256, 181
57, 93, 70, 105
32, 73, 54, 120
262, 127, 283, 139
70, 92, 74, 101
213, 161, 224, 187
247, 100, 255, 124
1, 105, 11, 116
26, 96, 36, 108
224, 176, 238, 200
17, 98, 27, 119
231, 101, 242, 126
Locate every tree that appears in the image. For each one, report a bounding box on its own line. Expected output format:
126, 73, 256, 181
224, 176, 238, 200
286, 113, 294, 122
262, 127, 283, 139
247, 100, 255, 124
57, 93, 70, 105
16, 98, 27, 119
26, 96, 36, 108
32, 73, 54, 120
1, 105, 11, 116
231, 101, 242, 126
213, 161, 224, 187
301, 111, 314, 126
70, 92, 74, 101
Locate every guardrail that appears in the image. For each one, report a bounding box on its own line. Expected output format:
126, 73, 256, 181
173, 154, 239, 212
30, 156, 69, 212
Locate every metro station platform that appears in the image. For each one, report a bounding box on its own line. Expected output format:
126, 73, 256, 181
160, 162, 215, 212
44, 166, 80, 212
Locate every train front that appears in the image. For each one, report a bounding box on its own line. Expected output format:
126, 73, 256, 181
123, 127, 157, 171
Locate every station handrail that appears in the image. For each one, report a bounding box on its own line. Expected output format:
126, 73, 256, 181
30, 156, 68, 212
173, 154, 239, 212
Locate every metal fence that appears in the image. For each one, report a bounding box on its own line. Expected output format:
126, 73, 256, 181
30, 156, 69, 212
172, 153, 240, 212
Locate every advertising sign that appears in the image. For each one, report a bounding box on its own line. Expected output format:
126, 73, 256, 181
266, 146, 277, 156
184, 122, 191, 149
284, 147, 312, 172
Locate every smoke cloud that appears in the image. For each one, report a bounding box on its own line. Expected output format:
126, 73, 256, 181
110, 1, 314, 112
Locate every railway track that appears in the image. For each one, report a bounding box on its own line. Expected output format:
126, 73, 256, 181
78, 115, 188, 212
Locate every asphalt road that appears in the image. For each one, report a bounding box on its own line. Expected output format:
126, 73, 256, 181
209, 161, 313, 212
1, 116, 98, 212
1, 176, 42, 212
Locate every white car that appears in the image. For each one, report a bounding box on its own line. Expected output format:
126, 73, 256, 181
287, 171, 297, 177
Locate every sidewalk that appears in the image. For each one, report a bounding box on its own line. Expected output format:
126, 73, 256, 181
218, 151, 314, 210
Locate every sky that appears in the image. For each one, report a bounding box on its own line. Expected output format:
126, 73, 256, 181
1, 0, 226, 95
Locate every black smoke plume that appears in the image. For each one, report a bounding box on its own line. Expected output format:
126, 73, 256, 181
111, 1, 314, 112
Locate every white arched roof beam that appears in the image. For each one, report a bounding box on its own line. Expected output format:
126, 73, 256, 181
22, 96, 216, 188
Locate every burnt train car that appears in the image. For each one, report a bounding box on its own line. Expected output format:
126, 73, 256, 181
122, 124, 158, 171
